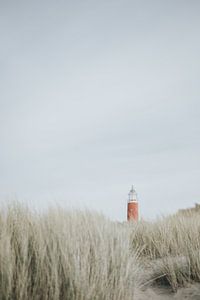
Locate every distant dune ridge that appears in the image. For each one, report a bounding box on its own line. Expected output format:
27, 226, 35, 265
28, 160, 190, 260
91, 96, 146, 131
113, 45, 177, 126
177, 203, 200, 216
0, 203, 200, 299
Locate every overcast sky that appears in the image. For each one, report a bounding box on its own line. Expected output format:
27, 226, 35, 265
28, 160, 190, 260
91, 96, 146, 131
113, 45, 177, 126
0, 0, 200, 220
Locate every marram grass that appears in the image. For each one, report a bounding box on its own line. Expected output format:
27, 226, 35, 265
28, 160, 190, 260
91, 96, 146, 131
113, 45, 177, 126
0, 204, 138, 300
0, 203, 200, 299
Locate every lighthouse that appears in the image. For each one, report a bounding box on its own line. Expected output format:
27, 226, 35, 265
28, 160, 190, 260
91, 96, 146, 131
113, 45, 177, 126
127, 186, 139, 221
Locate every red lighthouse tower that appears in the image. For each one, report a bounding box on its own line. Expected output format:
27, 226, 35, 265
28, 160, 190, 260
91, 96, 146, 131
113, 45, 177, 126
127, 186, 139, 221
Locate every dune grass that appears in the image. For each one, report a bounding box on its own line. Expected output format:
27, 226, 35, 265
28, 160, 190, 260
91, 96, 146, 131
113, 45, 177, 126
132, 213, 200, 291
0, 204, 138, 300
0, 203, 200, 299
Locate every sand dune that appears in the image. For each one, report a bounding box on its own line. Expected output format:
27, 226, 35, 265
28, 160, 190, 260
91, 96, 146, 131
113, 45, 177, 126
137, 284, 200, 300
0, 203, 200, 299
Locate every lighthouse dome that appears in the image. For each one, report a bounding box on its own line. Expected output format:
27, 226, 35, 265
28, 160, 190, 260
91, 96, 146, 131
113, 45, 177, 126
128, 185, 137, 202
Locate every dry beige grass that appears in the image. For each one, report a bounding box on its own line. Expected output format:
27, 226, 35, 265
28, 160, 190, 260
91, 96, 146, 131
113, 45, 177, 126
0, 204, 138, 300
132, 213, 200, 292
0, 203, 200, 299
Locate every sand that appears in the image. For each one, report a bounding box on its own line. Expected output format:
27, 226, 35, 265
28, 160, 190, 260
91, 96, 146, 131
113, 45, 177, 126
136, 284, 200, 300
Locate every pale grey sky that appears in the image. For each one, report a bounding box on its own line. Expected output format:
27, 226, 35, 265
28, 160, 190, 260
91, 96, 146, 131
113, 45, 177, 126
0, 0, 200, 220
